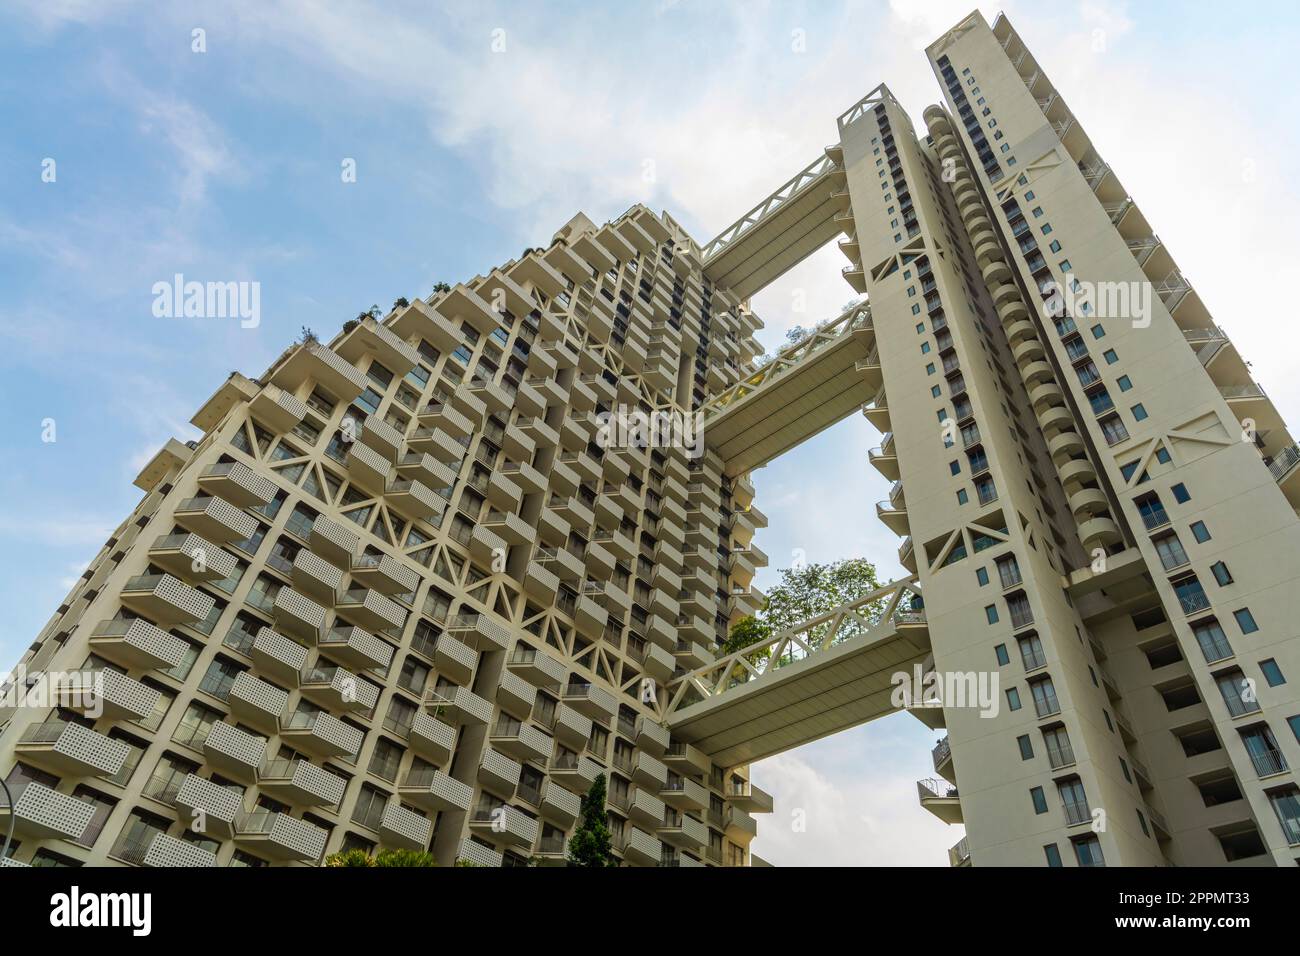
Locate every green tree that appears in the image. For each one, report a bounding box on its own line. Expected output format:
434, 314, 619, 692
431, 281, 451, 295
719, 614, 772, 658
762, 558, 883, 632
567, 773, 616, 867
324, 848, 375, 867
374, 848, 437, 867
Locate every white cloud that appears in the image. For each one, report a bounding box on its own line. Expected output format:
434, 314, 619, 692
751, 718, 962, 866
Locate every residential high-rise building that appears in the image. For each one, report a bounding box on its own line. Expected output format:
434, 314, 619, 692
2, 10, 1298, 869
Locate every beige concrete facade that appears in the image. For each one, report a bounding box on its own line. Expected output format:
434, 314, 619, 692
3, 9, 1299, 870
0, 206, 772, 868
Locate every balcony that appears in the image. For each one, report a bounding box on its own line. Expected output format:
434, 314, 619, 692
470, 804, 539, 849
948, 836, 971, 867
663, 741, 710, 775
249, 627, 309, 686
917, 777, 962, 824
623, 827, 663, 866
659, 813, 709, 850
270, 341, 367, 403
279, 709, 364, 760
549, 703, 594, 749
447, 611, 511, 652
625, 787, 666, 827
631, 751, 669, 790
661, 777, 708, 811
490, 719, 552, 764
399, 767, 472, 813
309, 515, 360, 567
15, 720, 131, 778
540, 782, 582, 828
868, 437, 899, 481
417, 400, 474, 438
378, 801, 434, 851
140, 832, 217, 868
479, 747, 523, 797
634, 716, 671, 756
457, 838, 503, 868
407, 711, 457, 765
407, 426, 468, 463
932, 735, 954, 778
508, 643, 567, 688
642, 642, 676, 682
386, 476, 446, 521
561, 682, 617, 722
336, 587, 406, 632
550, 753, 601, 794
727, 781, 774, 814
228, 671, 290, 734
258, 758, 347, 808
342, 440, 390, 494
234, 810, 328, 862
495, 670, 538, 721
299, 664, 378, 714
523, 558, 560, 604
147, 532, 238, 584
120, 573, 215, 627
272, 587, 328, 644
89, 617, 187, 672
249, 383, 309, 433
202, 721, 268, 782
425, 683, 493, 726
396, 450, 458, 492
468, 523, 509, 566
174, 773, 244, 838
197, 460, 277, 509
57, 668, 160, 722
289, 549, 345, 604
0, 781, 97, 842
353, 416, 405, 464
319, 624, 393, 672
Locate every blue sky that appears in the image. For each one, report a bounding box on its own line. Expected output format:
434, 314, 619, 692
3, 0, 1298, 865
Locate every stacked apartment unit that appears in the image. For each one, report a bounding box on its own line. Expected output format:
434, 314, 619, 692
0, 206, 775, 867
848, 12, 1299, 866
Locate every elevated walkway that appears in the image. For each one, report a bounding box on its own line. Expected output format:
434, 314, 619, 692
701, 151, 848, 299
702, 302, 879, 477
660, 577, 928, 767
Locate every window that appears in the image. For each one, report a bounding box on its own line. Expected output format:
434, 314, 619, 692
1043, 843, 1063, 867
1190, 521, 1211, 543
1192, 619, 1233, 664
976, 567, 989, 587
1017, 735, 1034, 760
1030, 786, 1048, 814
1030, 677, 1060, 717
1216, 671, 1260, 717
1103, 349, 1118, 364
1267, 787, 1300, 846
1043, 725, 1075, 769
949, 461, 960, 476
994, 643, 1009, 666
1090, 324, 1105, 339
1171, 482, 1191, 503
1234, 608, 1259, 634
1100, 414, 1129, 445
1211, 561, 1233, 586
1260, 659, 1286, 687
1074, 836, 1105, 867
1006, 687, 1022, 711
956, 488, 969, 505
995, 554, 1022, 588
1131, 403, 1148, 422
1152, 532, 1189, 571
1059, 778, 1090, 825
1018, 633, 1047, 670
985, 605, 999, 625
1117, 375, 1132, 391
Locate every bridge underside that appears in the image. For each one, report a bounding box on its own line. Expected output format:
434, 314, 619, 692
707, 325, 877, 478
667, 621, 931, 767
701, 154, 847, 301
